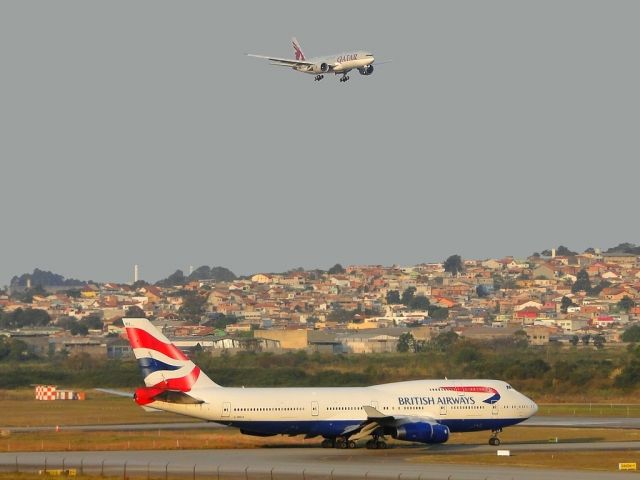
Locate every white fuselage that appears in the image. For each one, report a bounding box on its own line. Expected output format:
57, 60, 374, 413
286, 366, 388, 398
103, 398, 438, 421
296, 51, 374, 75
144, 379, 537, 438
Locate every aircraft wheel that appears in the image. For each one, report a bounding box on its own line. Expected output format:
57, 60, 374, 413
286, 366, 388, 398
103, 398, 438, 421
321, 439, 334, 448
377, 441, 387, 449
489, 437, 500, 446
366, 440, 376, 449
348, 440, 357, 449
336, 438, 347, 449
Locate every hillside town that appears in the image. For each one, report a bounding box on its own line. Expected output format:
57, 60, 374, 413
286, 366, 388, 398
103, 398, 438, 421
2, 247, 640, 359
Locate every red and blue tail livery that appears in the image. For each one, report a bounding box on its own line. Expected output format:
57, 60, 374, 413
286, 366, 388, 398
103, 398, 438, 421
124, 318, 218, 398
121, 317, 537, 448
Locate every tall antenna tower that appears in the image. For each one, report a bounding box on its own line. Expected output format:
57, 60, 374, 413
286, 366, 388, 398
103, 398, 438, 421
134, 264, 139, 283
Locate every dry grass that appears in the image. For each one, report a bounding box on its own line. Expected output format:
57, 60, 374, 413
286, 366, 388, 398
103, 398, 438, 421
0, 390, 198, 427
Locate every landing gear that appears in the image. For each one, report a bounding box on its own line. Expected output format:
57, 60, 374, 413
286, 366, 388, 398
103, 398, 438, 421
334, 437, 357, 449
314, 75, 324, 81
339, 75, 350, 83
321, 438, 336, 448
365, 433, 387, 449
365, 439, 387, 449
489, 428, 502, 446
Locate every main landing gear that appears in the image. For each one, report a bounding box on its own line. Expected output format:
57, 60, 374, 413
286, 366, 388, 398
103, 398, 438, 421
339, 75, 350, 83
322, 437, 357, 449
314, 75, 324, 81
365, 437, 387, 449
488, 428, 502, 446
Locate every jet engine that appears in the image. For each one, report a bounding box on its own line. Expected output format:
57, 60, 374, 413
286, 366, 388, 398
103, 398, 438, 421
394, 422, 450, 444
358, 65, 374, 75
312, 63, 329, 74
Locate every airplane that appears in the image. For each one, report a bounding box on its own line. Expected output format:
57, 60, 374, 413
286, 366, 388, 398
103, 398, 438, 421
123, 317, 538, 449
247, 37, 383, 83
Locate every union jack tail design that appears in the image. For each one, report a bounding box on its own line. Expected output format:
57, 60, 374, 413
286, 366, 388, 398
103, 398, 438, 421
292, 37, 306, 61
123, 318, 219, 392
442, 386, 501, 404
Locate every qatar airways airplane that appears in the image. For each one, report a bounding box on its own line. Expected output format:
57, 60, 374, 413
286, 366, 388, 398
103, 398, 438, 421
247, 37, 383, 83
123, 318, 538, 449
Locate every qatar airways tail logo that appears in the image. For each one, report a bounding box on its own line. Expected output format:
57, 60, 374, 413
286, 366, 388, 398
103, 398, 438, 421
442, 386, 501, 404
293, 42, 305, 61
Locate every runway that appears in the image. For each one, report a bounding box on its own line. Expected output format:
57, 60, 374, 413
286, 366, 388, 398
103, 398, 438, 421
5, 415, 640, 432
2, 446, 640, 480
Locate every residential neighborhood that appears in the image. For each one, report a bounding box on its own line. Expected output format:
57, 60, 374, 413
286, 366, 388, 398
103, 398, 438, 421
2, 246, 640, 359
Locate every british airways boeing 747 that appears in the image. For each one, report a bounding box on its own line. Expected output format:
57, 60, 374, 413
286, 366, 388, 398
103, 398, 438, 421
123, 318, 537, 449
247, 38, 384, 83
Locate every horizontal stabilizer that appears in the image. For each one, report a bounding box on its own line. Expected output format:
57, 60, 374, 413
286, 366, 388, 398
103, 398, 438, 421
153, 390, 204, 405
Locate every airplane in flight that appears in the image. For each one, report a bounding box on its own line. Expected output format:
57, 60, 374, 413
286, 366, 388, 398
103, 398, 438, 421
247, 37, 382, 83
123, 318, 538, 449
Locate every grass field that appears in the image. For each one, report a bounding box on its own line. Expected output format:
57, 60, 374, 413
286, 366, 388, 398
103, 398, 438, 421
0, 390, 198, 427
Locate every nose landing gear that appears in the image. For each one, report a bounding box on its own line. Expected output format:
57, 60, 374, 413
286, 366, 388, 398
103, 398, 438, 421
488, 428, 502, 446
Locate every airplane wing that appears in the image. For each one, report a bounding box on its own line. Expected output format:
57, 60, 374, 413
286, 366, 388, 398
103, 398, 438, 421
344, 405, 440, 441
246, 54, 315, 67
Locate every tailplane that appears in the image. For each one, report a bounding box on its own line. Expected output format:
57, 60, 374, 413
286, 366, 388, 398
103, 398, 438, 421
292, 37, 306, 61
123, 318, 219, 392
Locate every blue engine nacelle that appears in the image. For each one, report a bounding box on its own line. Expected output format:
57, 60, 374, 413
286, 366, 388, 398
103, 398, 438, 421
358, 65, 374, 75
394, 422, 450, 444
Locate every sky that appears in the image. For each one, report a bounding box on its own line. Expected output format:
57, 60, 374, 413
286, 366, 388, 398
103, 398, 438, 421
1, 1, 639, 285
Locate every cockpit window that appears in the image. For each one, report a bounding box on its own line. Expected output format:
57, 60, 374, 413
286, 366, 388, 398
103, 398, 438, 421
506, 384, 512, 390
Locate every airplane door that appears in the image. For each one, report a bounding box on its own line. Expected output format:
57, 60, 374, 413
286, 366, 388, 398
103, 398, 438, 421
370, 401, 379, 409
222, 402, 231, 417
492, 403, 498, 416
311, 401, 319, 417
440, 405, 447, 416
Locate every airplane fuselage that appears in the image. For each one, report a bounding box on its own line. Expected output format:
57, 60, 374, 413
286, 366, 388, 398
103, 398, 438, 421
295, 51, 374, 75
141, 379, 537, 438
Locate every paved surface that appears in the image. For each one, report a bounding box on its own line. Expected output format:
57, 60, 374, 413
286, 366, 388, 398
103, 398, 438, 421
2, 447, 640, 480
523, 416, 640, 429
5, 416, 640, 432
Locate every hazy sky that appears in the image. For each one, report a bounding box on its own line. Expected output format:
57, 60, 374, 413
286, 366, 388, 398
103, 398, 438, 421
2, 1, 639, 284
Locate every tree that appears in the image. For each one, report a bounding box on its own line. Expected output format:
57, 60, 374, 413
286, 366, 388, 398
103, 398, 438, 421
571, 269, 592, 294
81, 314, 103, 330
125, 306, 146, 318
443, 255, 464, 276
569, 335, 579, 346
593, 334, 606, 349
560, 296, 576, 314
429, 306, 449, 320
430, 331, 458, 351
581, 334, 591, 346
622, 325, 640, 343
180, 294, 206, 321
556, 245, 577, 256
385, 290, 401, 304
396, 332, 416, 353
409, 295, 430, 310
618, 296, 636, 313
327, 264, 345, 275
401, 287, 416, 306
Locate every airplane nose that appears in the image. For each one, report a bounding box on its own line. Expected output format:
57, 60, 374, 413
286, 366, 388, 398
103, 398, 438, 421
531, 402, 538, 415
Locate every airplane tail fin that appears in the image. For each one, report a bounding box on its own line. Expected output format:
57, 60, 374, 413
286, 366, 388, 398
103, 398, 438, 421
292, 37, 306, 61
123, 318, 220, 392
